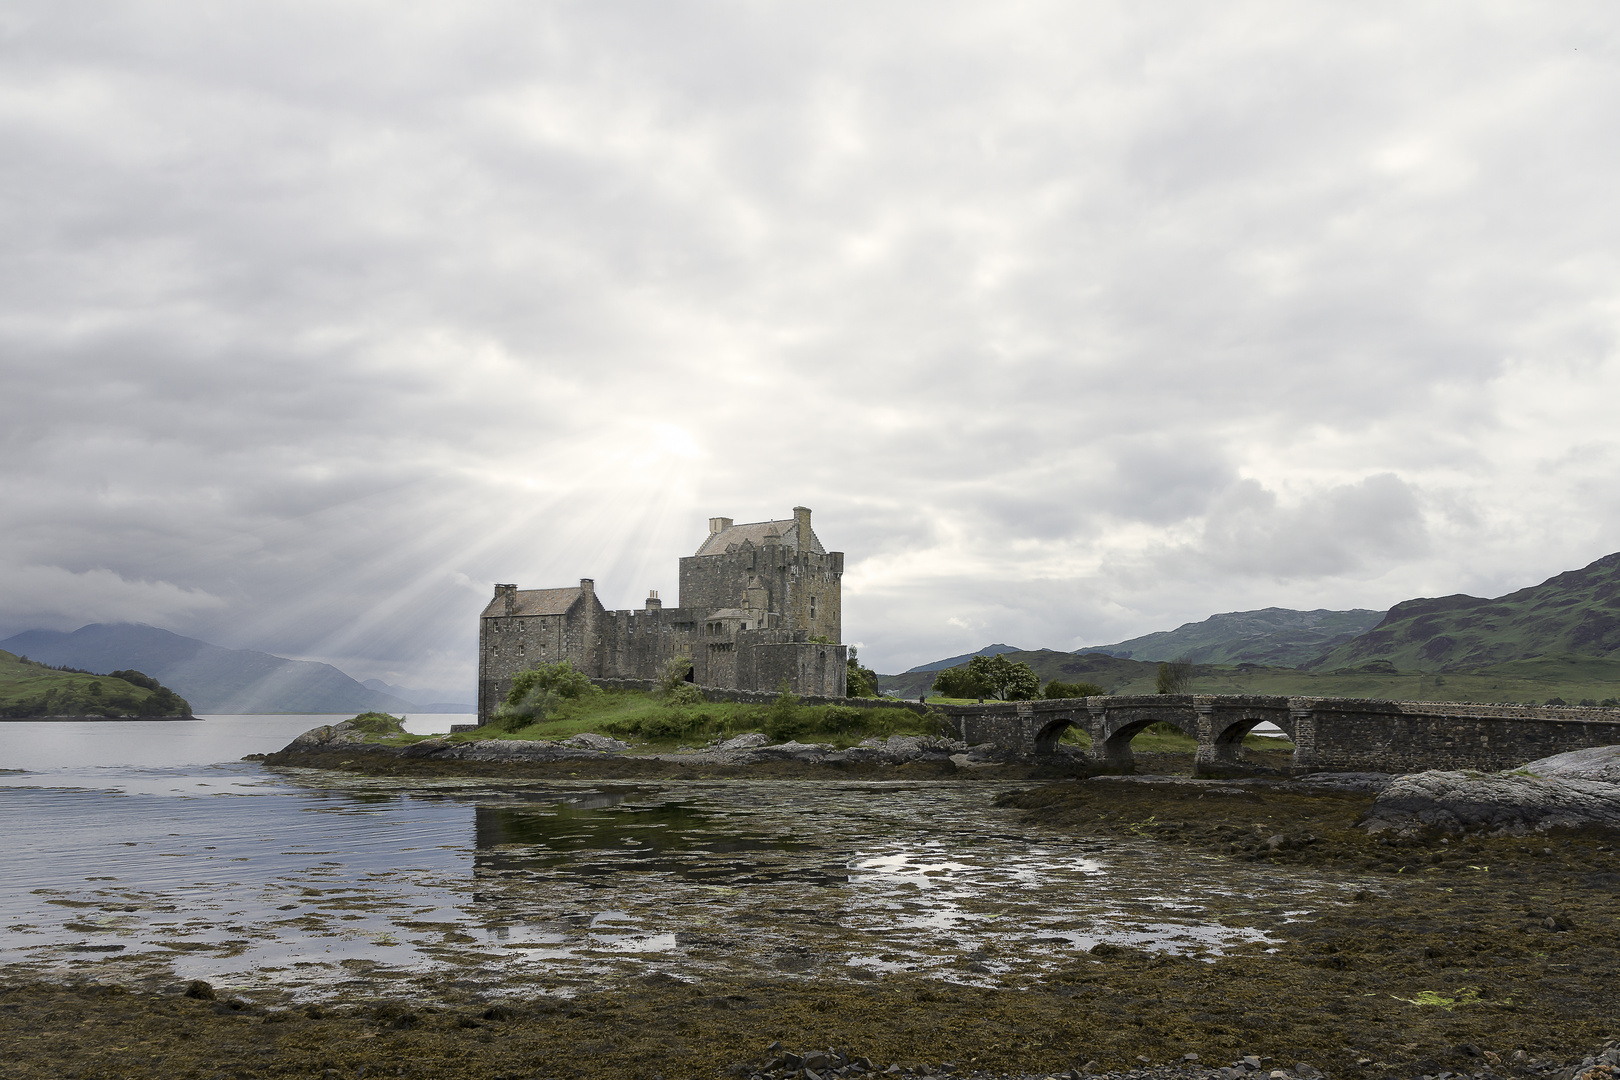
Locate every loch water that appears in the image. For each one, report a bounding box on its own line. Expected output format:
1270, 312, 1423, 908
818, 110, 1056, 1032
0, 717, 1357, 1004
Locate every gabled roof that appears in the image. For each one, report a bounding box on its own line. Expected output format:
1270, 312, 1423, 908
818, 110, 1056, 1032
694, 518, 825, 557
479, 587, 583, 619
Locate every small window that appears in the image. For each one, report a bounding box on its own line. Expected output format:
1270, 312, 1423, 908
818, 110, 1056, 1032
810, 597, 817, 620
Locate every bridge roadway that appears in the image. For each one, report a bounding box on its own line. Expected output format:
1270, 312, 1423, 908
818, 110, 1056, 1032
938, 694, 1620, 775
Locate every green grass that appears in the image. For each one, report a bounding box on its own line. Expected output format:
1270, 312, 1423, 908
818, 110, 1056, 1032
0, 649, 193, 718
431, 689, 946, 749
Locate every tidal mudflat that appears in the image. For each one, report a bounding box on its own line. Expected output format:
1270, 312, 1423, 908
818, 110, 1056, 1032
2, 721, 1617, 1079
1, 770, 1339, 1002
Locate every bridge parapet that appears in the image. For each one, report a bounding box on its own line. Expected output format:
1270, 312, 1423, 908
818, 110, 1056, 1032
936, 694, 1620, 775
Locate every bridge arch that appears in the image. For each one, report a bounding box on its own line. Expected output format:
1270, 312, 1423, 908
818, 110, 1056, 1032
1032, 715, 1088, 754
1096, 708, 1199, 771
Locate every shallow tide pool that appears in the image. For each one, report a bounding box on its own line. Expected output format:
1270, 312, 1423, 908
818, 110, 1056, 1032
0, 719, 1357, 1004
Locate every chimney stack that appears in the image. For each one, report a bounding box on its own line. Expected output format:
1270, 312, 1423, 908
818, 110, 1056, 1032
495, 583, 518, 616
645, 589, 662, 611
793, 506, 811, 545
709, 517, 733, 535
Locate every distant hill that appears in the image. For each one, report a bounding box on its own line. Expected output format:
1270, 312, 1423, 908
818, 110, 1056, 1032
1311, 551, 1620, 671
902, 643, 1023, 674
360, 679, 474, 712
0, 623, 416, 715
1082, 608, 1385, 667
0, 649, 192, 718
881, 649, 1157, 699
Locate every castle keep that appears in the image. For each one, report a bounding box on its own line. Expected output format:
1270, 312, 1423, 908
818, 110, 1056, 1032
477, 507, 847, 724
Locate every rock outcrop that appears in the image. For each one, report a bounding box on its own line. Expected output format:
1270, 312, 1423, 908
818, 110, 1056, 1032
1364, 748, 1620, 836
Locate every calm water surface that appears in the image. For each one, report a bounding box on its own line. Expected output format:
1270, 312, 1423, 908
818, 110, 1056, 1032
0, 716, 1355, 1003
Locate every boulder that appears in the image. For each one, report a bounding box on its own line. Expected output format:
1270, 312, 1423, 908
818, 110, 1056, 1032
284, 721, 367, 749
1522, 744, 1620, 784
1364, 754, 1620, 836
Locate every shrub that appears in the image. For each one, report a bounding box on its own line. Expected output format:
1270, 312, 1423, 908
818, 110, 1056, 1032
664, 682, 705, 708
657, 656, 695, 697
509, 661, 597, 704
763, 684, 806, 741
1044, 679, 1105, 699
348, 712, 406, 734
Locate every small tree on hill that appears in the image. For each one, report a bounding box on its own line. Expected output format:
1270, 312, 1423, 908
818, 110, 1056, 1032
966, 654, 1041, 701
1155, 656, 1194, 695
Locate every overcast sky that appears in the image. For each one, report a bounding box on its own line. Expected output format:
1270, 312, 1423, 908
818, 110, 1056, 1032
4, 3, 1619, 688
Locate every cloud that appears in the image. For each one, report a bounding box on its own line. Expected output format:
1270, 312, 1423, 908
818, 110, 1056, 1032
2, 2, 1619, 680
1189, 473, 1429, 579
0, 565, 226, 633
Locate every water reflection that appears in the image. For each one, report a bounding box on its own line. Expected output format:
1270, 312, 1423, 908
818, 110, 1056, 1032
473, 794, 847, 886
0, 771, 1368, 1004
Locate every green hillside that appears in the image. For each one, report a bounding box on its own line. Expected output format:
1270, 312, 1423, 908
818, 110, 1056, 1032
1311, 551, 1620, 671
1083, 607, 1384, 667
0, 650, 193, 718
878, 648, 1620, 706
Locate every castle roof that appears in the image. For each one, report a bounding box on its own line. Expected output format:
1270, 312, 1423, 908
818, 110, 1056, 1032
694, 518, 824, 557
479, 587, 584, 619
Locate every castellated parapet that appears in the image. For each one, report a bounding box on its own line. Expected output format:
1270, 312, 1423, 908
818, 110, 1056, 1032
477, 507, 847, 724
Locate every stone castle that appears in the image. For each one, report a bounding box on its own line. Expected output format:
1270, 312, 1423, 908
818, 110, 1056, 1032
477, 507, 847, 724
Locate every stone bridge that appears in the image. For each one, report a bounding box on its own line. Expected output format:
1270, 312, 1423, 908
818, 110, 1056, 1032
939, 694, 1620, 775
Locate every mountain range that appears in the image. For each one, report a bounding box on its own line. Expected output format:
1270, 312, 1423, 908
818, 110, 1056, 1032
1310, 551, 1620, 671
1080, 608, 1385, 667
0, 623, 474, 714
882, 550, 1620, 704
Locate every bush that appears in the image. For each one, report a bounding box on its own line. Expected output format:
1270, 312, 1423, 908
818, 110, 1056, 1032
763, 684, 806, 741
499, 661, 598, 729
657, 656, 695, 697
348, 712, 406, 734
664, 682, 705, 708
1044, 679, 1105, 699
509, 661, 597, 704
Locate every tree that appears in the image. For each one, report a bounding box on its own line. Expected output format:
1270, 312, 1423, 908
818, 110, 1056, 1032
846, 649, 879, 697
1043, 679, 1105, 699
931, 665, 984, 699
966, 654, 1041, 701
1155, 656, 1194, 695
